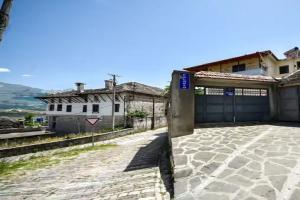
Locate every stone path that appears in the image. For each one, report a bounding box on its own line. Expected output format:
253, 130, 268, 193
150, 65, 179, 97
172, 123, 300, 200
0, 128, 171, 200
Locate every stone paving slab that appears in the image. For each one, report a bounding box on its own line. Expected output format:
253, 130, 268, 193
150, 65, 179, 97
0, 128, 170, 200
172, 123, 300, 200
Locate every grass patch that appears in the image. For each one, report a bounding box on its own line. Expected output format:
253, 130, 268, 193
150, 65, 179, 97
0, 144, 116, 177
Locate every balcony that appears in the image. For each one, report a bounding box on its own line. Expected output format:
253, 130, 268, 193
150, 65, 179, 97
233, 68, 267, 76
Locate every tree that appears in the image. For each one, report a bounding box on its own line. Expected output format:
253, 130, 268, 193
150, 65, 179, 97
24, 113, 35, 126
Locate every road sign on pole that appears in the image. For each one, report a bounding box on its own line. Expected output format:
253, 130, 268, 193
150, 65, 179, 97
86, 118, 100, 146
86, 118, 99, 125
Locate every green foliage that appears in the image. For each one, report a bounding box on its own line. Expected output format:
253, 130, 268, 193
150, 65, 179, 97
128, 110, 149, 118
24, 113, 35, 122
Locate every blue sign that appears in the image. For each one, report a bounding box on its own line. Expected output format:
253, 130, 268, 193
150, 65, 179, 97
225, 88, 235, 96
179, 73, 190, 89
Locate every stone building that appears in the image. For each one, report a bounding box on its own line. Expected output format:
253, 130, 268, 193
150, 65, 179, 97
37, 81, 166, 133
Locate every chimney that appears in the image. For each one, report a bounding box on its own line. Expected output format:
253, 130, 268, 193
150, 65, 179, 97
105, 80, 113, 90
75, 82, 85, 93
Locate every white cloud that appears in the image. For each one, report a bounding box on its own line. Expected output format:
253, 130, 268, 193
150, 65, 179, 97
22, 74, 32, 77
0, 67, 10, 72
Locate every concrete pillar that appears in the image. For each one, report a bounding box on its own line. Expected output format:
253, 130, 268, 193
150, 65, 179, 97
269, 85, 278, 121
169, 70, 195, 138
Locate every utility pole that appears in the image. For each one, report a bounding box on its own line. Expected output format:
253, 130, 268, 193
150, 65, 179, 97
0, 0, 13, 43
108, 74, 120, 131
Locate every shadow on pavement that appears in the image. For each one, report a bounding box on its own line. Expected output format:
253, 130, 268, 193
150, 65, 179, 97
124, 132, 174, 197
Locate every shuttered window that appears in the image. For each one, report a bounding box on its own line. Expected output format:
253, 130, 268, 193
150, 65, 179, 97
115, 104, 120, 112
66, 105, 72, 112
92, 104, 99, 113
57, 104, 62, 111
82, 105, 87, 113
49, 104, 55, 111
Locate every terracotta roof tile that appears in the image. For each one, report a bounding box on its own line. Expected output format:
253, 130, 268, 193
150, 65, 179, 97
195, 71, 277, 82
37, 82, 164, 98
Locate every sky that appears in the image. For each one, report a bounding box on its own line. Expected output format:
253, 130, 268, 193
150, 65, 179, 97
0, 0, 300, 90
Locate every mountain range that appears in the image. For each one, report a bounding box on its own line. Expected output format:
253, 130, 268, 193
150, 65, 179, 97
0, 82, 47, 111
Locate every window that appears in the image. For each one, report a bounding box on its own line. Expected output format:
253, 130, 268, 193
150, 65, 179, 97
206, 88, 223, 95
297, 62, 300, 70
115, 104, 120, 112
260, 89, 268, 96
50, 99, 54, 103
68, 98, 72, 103
57, 104, 62, 111
92, 104, 99, 113
115, 95, 120, 101
243, 89, 261, 96
235, 88, 243, 96
232, 64, 246, 72
82, 105, 87, 113
66, 105, 72, 112
279, 65, 289, 74
84, 96, 88, 103
49, 104, 55, 111
58, 98, 62, 103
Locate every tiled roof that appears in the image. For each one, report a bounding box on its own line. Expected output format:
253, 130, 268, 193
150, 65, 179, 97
184, 51, 279, 72
37, 82, 164, 98
280, 69, 300, 85
195, 71, 277, 83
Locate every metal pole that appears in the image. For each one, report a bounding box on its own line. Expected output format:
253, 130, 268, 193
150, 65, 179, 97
108, 73, 120, 131
92, 126, 94, 147
112, 74, 116, 131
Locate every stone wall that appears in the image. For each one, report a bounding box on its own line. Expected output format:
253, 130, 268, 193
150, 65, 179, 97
0, 128, 133, 158
0, 127, 43, 134
0, 117, 23, 129
127, 116, 167, 130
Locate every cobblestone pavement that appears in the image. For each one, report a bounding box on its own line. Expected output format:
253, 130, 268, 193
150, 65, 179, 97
172, 123, 300, 200
0, 128, 171, 200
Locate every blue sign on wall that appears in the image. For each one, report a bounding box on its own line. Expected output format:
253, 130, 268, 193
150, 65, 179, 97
179, 73, 190, 89
224, 88, 235, 96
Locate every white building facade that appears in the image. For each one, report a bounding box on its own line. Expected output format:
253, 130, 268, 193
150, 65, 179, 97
38, 81, 166, 133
